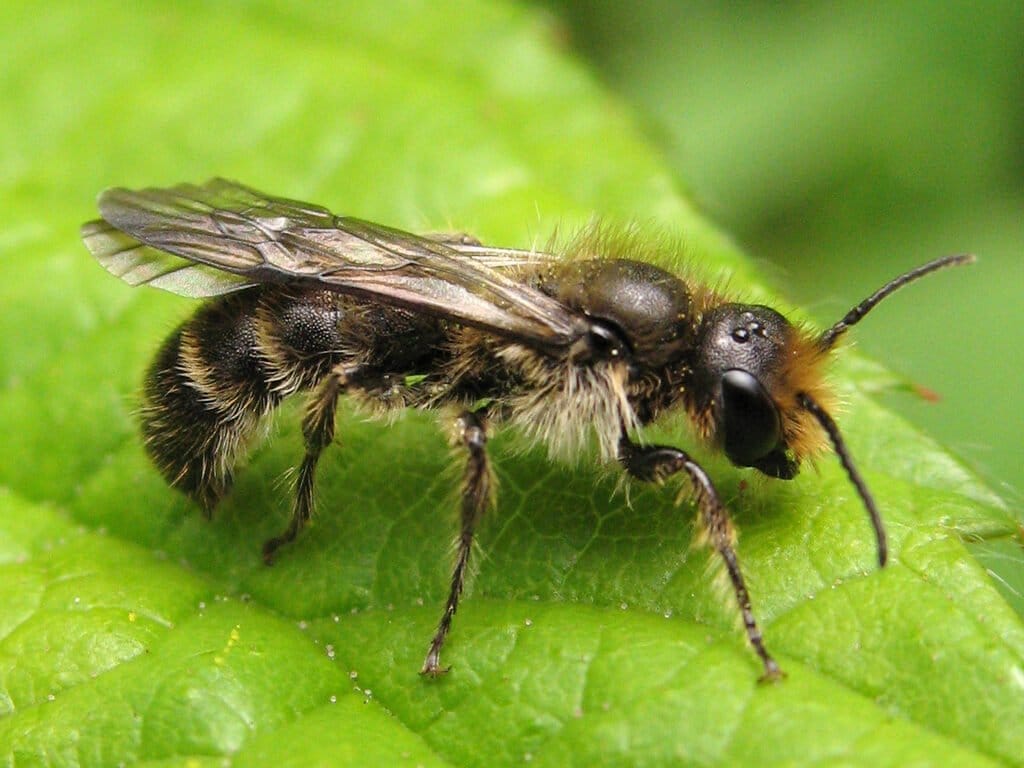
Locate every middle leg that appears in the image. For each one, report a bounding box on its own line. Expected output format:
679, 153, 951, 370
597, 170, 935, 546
421, 410, 492, 676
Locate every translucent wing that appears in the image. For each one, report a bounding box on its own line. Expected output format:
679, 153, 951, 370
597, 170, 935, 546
81, 218, 256, 298
443, 243, 556, 271
82, 179, 587, 348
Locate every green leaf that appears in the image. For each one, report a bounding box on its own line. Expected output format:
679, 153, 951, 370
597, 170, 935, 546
1, 2, 1020, 767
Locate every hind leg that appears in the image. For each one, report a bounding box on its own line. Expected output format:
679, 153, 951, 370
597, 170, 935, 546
262, 362, 366, 563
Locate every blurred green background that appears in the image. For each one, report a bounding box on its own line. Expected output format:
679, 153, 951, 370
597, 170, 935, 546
545, 0, 1023, 499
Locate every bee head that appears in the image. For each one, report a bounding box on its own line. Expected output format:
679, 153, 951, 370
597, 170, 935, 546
693, 303, 829, 479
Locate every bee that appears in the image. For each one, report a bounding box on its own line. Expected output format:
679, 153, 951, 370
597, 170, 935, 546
81, 179, 972, 679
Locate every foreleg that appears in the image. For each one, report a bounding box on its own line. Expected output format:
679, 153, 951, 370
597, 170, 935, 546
618, 434, 782, 680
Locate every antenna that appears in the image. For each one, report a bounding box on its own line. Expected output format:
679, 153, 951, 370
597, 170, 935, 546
798, 392, 888, 567
819, 254, 974, 351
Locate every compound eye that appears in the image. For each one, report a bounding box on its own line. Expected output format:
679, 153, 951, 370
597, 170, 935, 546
720, 369, 782, 467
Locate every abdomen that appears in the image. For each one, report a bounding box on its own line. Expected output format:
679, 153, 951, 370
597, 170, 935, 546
140, 287, 347, 511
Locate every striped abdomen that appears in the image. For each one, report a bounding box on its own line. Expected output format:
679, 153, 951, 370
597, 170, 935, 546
140, 287, 346, 511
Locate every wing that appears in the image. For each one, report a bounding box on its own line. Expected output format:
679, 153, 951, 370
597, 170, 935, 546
442, 243, 556, 271
81, 217, 258, 298
82, 179, 587, 349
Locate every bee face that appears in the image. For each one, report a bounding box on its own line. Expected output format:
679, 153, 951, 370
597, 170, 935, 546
693, 304, 801, 478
